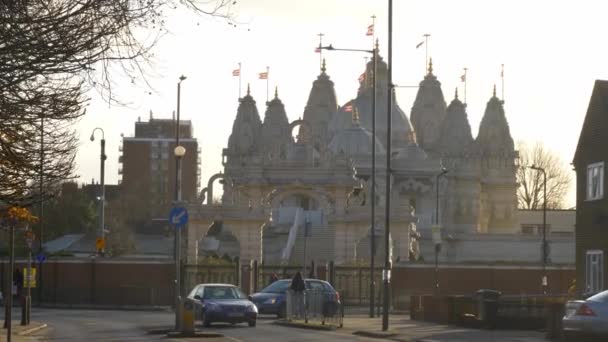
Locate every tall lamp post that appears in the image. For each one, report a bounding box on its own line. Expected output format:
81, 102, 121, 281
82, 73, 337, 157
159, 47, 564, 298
530, 165, 548, 294
434, 168, 448, 294
319, 42, 378, 318
382, 0, 394, 331
174, 75, 187, 331
90, 128, 106, 256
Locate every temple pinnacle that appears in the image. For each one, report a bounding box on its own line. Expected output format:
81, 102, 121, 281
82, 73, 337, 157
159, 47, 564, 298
428, 57, 433, 74
274, 86, 278, 99
247, 83, 251, 96
321, 58, 327, 73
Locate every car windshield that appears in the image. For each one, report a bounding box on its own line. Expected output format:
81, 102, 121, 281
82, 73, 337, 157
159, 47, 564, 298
202, 286, 247, 300
261, 280, 290, 294
588, 290, 608, 303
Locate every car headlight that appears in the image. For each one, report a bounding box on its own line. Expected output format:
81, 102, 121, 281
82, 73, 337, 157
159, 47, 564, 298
264, 298, 277, 305
247, 304, 258, 313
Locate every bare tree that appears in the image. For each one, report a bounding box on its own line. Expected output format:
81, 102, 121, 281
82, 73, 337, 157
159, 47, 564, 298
517, 141, 572, 209
0, 0, 235, 207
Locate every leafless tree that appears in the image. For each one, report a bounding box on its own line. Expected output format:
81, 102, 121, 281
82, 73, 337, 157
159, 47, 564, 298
517, 141, 572, 209
0, 0, 235, 206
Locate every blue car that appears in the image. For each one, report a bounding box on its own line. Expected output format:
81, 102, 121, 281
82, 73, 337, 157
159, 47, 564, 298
188, 283, 258, 327
250, 278, 340, 318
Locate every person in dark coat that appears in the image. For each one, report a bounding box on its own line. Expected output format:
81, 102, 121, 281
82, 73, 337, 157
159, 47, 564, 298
290, 271, 305, 292
13, 268, 23, 298
290, 271, 306, 318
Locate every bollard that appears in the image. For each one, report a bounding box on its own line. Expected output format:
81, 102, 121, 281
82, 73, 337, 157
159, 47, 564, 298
181, 299, 195, 335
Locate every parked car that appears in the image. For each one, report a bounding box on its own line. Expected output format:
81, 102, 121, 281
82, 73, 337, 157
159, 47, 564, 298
563, 289, 608, 341
187, 283, 257, 327
249, 278, 340, 318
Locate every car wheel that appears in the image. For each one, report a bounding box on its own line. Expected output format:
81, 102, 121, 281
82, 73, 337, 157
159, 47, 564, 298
201, 311, 211, 328
248, 319, 256, 327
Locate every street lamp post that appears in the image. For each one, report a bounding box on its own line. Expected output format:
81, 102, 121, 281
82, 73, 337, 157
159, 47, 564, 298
434, 168, 448, 294
90, 128, 106, 256
174, 75, 187, 331
319, 42, 378, 318
530, 165, 548, 294
382, 0, 394, 331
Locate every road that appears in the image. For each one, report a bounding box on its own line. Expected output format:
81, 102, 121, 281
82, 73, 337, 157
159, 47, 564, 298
18, 308, 377, 342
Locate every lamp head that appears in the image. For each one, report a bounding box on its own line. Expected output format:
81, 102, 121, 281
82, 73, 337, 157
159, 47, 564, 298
90, 134, 95, 142
174, 145, 186, 157
179, 75, 187, 82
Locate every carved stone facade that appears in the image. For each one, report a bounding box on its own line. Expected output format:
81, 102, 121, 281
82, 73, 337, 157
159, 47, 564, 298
189, 55, 518, 266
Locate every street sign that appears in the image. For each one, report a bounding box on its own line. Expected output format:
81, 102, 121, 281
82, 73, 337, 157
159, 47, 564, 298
169, 206, 189, 228
96, 237, 105, 251
431, 224, 442, 245
36, 253, 46, 264
23, 267, 36, 288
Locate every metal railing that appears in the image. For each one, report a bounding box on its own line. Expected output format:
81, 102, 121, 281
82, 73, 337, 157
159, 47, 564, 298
285, 289, 343, 327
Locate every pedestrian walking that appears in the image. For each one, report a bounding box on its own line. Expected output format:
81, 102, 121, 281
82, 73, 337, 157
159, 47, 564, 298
290, 271, 306, 319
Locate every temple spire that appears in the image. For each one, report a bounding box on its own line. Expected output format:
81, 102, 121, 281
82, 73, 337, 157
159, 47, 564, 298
247, 83, 251, 96
493, 84, 496, 97
274, 86, 278, 99
321, 58, 327, 73
455, 87, 459, 100
428, 57, 433, 74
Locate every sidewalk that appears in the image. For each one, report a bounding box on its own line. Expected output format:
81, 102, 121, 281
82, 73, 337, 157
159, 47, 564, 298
344, 314, 546, 342
0, 321, 47, 342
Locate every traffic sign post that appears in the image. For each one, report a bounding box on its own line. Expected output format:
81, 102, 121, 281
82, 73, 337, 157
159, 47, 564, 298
169, 206, 189, 228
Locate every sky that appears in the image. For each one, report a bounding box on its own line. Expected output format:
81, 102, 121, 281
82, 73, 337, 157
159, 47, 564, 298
76, 0, 608, 208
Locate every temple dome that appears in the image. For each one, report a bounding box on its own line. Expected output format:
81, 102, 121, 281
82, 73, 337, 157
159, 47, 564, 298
328, 112, 386, 159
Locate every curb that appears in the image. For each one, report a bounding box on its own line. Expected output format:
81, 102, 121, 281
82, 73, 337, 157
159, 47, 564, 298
166, 331, 224, 338
273, 320, 337, 331
352, 330, 400, 339
17, 323, 48, 336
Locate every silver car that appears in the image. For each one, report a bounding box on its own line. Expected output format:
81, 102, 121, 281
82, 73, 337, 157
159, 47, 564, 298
563, 290, 608, 341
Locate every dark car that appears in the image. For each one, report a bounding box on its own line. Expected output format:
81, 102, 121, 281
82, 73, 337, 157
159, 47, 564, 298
249, 278, 340, 318
187, 283, 258, 327
563, 290, 608, 341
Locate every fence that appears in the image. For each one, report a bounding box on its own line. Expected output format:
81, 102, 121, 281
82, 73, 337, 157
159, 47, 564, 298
285, 289, 343, 327
0, 259, 575, 309
182, 263, 239, 294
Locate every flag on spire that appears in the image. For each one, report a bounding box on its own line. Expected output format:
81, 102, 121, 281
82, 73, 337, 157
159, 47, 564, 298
315, 45, 321, 53
416, 40, 424, 49
258, 71, 268, 80
366, 24, 374, 36
460, 72, 466, 82
232, 68, 240, 76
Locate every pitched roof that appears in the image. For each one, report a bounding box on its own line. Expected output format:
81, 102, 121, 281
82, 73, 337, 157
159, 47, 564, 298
573, 80, 608, 165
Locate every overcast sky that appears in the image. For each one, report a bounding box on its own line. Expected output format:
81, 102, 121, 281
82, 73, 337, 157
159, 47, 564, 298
76, 0, 606, 208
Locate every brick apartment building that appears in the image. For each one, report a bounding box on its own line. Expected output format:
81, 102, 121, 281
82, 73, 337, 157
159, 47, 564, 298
118, 113, 200, 230
573, 80, 608, 295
